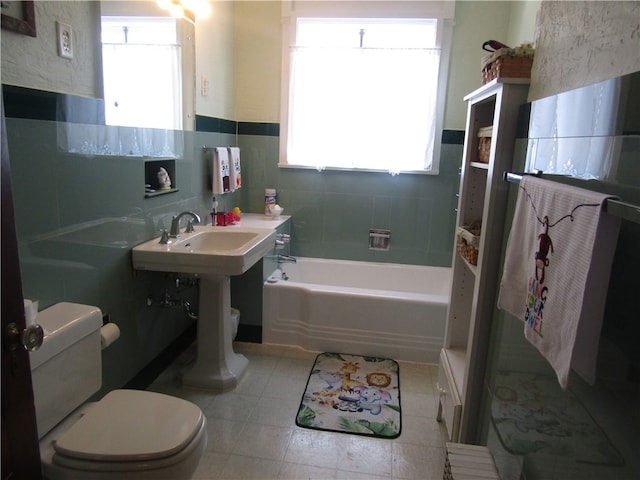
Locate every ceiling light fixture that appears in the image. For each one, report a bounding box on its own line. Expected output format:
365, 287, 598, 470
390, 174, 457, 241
157, 0, 211, 23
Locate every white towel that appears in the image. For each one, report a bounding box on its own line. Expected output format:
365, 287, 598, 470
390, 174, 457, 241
498, 176, 620, 388
228, 147, 241, 191
212, 147, 231, 194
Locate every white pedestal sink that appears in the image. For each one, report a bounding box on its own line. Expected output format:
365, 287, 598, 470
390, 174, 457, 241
182, 274, 249, 390
132, 226, 276, 391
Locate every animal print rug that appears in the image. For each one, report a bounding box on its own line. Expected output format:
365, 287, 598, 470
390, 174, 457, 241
296, 352, 401, 438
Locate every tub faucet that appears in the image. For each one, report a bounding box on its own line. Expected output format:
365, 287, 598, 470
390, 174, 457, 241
277, 254, 297, 264
169, 211, 201, 237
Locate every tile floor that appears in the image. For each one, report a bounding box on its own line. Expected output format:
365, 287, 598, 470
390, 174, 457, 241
147, 342, 448, 480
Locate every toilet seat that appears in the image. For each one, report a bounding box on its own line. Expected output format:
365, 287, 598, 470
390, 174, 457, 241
52, 389, 204, 470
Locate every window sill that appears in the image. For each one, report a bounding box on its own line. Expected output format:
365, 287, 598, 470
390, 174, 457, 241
277, 163, 439, 175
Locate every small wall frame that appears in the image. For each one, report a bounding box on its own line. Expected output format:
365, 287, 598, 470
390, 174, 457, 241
1, 1, 37, 37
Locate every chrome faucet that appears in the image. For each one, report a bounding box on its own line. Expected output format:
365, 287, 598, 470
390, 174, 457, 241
277, 254, 297, 264
169, 211, 201, 237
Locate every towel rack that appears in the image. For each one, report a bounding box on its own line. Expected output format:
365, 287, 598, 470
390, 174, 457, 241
503, 171, 640, 225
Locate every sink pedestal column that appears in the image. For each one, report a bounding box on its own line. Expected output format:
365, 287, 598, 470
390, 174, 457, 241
181, 274, 248, 391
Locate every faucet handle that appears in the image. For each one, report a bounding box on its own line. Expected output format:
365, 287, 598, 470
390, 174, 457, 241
275, 233, 290, 250
159, 229, 170, 244
185, 220, 196, 233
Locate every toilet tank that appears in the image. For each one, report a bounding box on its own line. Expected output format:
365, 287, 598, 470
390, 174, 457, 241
29, 302, 103, 439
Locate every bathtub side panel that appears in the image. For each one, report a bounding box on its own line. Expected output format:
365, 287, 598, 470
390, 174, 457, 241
263, 261, 450, 363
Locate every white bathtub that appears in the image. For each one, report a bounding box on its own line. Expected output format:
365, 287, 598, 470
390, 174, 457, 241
262, 257, 451, 363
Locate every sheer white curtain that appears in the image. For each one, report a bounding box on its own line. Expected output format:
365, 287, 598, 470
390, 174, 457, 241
279, 3, 453, 175
287, 45, 440, 172
527, 77, 622, 180
57, 123, 184, 158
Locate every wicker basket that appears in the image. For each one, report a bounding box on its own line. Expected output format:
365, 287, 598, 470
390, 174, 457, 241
481, 48, 533, 84
456, 224, 480, 266
477, 126, 492, 163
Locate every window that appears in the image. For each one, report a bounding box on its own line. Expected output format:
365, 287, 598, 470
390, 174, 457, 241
280, 2, 454, 174
101, 17, 182, 130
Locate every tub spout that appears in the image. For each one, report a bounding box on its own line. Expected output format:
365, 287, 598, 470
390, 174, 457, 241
277, 255, 297, 264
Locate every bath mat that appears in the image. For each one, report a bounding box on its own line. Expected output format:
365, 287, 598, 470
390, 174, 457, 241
491, 371, 624, 466
296, 352, 401, 439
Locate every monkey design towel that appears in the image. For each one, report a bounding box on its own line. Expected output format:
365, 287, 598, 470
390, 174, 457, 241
498, 177, 620, 389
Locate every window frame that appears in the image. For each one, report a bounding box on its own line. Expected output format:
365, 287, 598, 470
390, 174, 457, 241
279, 1, 455, 175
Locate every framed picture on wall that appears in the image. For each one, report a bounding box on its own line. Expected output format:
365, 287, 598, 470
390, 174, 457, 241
1, 1, 36, 37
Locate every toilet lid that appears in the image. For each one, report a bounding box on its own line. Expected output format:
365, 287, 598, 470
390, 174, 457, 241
53, 389, 204, 462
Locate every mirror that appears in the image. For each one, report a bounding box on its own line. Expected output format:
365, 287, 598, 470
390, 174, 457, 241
99, 1, 195, 131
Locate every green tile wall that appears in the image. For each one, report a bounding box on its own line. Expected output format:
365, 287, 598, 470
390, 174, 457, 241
237, 134, 462, 266
4, 94, 462, 397
5, 117, 237, 395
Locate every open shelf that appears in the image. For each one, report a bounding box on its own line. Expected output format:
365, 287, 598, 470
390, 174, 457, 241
470, 161, 490, 169
144, 188, 179, 198
459, 255, 477, 275
438, 79, 530, 444
444, 347, 467, 394
144, 158, 176, 198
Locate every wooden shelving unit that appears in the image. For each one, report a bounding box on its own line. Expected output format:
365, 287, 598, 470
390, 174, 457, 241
437, 78, 530, 443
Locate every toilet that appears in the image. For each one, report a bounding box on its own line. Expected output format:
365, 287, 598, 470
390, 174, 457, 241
30, 302, 207, 479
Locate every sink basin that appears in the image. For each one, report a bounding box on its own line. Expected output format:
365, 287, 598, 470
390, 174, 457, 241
132, 226, 276, 276
180, 231, 259, 251
132, 224, 278, 391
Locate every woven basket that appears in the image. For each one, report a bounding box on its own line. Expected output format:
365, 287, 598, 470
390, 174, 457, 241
456, 224, 480, 266
481, 48, 533, 84
477, 126, 492, 163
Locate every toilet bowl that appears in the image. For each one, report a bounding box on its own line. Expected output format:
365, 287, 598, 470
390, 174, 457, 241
30, 303, 207, 479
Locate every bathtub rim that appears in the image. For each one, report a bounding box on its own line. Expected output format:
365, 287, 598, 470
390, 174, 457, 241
268, 256, 452, 298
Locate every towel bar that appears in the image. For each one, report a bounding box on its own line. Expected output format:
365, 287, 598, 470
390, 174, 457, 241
503, 171, 640, 224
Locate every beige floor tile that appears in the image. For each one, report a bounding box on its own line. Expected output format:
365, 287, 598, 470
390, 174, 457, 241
336, 436, 393, 476
278, 461, 338, 479
392, 442, 438, 479
233, 366, 272, 397
167, 386, 218, 411
391, 444, 446, 480
237, 348, 281, 373
192, 450, 228, 479
204, 417, 247, 454
261, 372, 309, 400
284, 428, 347, 469
401, 392, 438, 419
219, 454, 282, 480
149, 343, 448, 480
335, 469, 391, 479
204, 391, 260, 421
233, 423, 294, 461
398, 414, 447, 447
248, 394, 301, 427
399, 362, 437, 396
